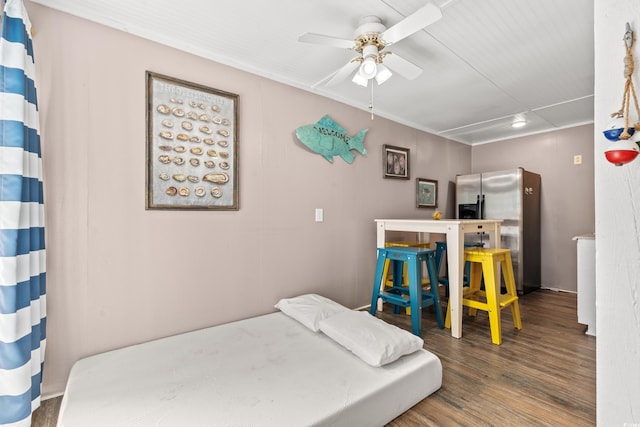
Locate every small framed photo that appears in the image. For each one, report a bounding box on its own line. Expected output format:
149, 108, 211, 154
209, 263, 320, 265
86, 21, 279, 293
416, 178, 438, 208
383, 144, 410, 179
146, 71, 239, 210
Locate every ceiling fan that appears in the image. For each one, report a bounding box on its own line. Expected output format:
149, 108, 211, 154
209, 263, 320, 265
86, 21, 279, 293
298, 3, 442, 87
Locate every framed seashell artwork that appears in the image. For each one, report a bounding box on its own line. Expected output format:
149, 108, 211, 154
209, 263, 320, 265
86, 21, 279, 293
146, 71, 238, 210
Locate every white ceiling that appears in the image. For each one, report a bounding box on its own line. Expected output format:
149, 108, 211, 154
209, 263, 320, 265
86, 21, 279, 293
30, 0, 595, 145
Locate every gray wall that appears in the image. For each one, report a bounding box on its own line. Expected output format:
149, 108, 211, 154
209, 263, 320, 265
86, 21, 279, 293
471, 125, 595, 292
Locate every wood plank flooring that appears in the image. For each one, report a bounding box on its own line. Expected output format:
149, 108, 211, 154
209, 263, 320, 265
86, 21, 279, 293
381, 289, 596, 426
32, 289, 595, 427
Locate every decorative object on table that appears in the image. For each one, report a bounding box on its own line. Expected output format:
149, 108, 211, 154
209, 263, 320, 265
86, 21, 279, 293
416, 178, 438, 208
146, 71, 239, 210
295, 115, 368, 164
383, 145, 410, 179
603, 23, 640, 166
432, 210, 442, 220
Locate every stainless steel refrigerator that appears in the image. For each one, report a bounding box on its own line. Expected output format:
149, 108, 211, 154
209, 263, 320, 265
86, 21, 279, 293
456, 168, 541, 294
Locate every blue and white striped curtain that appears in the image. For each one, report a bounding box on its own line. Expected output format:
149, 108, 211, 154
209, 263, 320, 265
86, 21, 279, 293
0, 0, 46, 425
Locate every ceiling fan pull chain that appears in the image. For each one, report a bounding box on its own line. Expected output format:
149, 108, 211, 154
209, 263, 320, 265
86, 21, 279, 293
369, 81, 375, 120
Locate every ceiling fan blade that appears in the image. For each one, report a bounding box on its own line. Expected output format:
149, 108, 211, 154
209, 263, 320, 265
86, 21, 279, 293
383, 52, 423, 80
325, 59, 361, 86
298, 32, 354, 49
381, 3, 442, 45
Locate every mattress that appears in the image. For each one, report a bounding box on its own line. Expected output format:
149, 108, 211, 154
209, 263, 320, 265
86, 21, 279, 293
57, 312, 442, 427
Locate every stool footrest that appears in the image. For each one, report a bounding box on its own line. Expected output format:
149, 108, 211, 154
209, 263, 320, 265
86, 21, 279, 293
499, 295, 519, 307
462, 299, 490, 311
380, 290, 435, 308
462, 291, 520, 310
379, 292, 411, 307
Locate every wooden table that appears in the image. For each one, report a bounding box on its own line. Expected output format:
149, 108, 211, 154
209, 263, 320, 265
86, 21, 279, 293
374, 219, 503, 338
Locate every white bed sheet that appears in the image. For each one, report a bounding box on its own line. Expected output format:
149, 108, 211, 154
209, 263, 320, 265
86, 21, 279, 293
58, 312, 442, 427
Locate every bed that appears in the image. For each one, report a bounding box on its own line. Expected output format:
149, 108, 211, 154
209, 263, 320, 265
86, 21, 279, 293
57, 295, 442, 426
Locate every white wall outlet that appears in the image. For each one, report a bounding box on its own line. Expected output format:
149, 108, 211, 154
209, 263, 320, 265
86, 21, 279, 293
315, 208, 323, 222
574, 154, 583, 165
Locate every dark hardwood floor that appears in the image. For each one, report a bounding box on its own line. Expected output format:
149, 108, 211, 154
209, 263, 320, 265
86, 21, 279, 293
382, 289, 596, 426
32, 289, 595, 427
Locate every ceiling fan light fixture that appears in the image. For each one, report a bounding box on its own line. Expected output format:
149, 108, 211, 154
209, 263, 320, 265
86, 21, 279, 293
375, 64, 392, 85
358, 44, 379, 80
359, 56, 377, 79
300, 4, 442, 89
352, 72, 369, 87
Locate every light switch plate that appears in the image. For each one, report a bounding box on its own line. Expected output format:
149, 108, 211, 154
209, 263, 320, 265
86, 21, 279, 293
315, 208, 323, 222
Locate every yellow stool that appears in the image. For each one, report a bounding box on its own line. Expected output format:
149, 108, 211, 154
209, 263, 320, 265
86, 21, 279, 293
445, 247, 522, 345
382, 241, 431, 314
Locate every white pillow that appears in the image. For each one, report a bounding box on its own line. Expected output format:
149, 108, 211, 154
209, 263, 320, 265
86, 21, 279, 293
319, 310, 424, 367
274, 294, 349, 332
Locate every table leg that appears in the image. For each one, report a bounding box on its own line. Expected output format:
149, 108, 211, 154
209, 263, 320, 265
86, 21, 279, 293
488, 223, 501, 248
446, 225, 464, 338
488, 223, 502, 289
375, 223, 387, 312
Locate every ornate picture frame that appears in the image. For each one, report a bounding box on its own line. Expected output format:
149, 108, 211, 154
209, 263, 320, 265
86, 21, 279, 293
146, 71, 239, 210
383, 144, 410, 179
416, 178, 438, 208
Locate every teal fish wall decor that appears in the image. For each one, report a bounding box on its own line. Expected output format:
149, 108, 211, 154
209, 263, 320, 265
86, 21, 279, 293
295, 115, 368, 164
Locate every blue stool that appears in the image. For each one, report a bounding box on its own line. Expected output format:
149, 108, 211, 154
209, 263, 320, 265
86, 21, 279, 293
434, 241, 482, 296
370, 246, 444, 336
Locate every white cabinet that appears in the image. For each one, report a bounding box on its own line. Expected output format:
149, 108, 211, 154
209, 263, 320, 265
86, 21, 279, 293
573, 234, 596, 336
